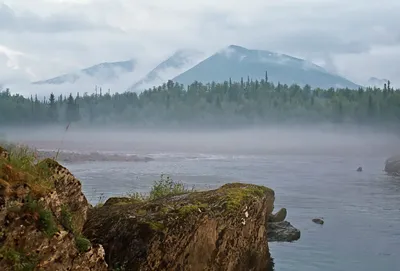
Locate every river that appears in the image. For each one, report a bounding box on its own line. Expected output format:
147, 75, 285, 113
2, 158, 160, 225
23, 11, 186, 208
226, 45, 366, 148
9, 127, 400, 271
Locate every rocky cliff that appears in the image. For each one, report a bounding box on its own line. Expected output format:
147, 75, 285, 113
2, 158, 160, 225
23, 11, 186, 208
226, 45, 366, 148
0, 146, 108, 270
0, 145, 300, 270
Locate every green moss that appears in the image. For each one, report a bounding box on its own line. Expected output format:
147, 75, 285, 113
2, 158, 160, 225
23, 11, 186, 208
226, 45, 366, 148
146, 221, 165, 231
75, 236, 91, 253
136, 209, 147, 216
160, 207, 170, 214
177, 203, 208, 217
94, 202, 104, 208
222, 184, 273, 211
0, 247, 38, 271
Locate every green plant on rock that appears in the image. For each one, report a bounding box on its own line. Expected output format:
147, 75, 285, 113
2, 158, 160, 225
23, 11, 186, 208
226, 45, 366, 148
0, 143, 54, 197
61, 205, 94, 255
223, 184, 273, 212
24, 196, 58, 237
146, 221, 165, 231
178, 203, 208, 217
75, 236, 92, 253
125, 175, 195, 202
126, 191, 147, 202
149, 174, 193, 200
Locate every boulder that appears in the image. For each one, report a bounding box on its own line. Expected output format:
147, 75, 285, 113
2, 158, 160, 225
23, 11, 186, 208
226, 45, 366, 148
312, 218, 324, 225
269, 207, 287, 222
385, 155, 400, 176
0, 147, 108, 270
267, 221, 301, 242
84, 183, 276, 271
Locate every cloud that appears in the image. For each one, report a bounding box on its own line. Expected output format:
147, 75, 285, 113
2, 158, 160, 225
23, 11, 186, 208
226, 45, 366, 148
0, 3, 116, 33
1, 0, 400, 94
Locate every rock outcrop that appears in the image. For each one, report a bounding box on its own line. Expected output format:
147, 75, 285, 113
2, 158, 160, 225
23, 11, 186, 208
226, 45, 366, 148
84, 183, 277, 271
0, 147, 108, 270
267, 221, 301, 242
312, 218, 324, 225
267, 208, 300, 242
0, 144, 300, 270
385, 155, 400, 176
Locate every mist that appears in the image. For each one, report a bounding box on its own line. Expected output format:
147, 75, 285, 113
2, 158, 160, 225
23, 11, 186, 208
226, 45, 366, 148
2, 124, 400, 159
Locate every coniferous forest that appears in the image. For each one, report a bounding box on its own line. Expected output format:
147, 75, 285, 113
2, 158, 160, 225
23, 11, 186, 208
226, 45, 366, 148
1, 75, 400, 129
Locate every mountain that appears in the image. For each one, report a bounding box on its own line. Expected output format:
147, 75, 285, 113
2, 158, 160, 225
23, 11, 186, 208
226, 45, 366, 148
366, 77, 389, 88
172, 45, 359, 89
33, 59, 136, 85
128, 49, 206, 91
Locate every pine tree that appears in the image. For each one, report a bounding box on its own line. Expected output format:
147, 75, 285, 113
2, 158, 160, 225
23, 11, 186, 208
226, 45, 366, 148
48, 93, 58, 122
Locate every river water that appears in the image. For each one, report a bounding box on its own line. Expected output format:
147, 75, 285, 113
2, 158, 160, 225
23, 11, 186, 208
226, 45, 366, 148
11, 127, 400, 271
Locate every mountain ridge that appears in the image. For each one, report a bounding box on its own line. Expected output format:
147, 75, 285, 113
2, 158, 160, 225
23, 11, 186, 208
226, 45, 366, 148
172, 45, 359, 89
32, 59, 136, 85
30, 45, 359, 90
128, 49, 206, 91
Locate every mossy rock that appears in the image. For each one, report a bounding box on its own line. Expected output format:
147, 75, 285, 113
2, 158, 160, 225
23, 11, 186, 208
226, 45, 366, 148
83, 182, 275, 271
103, 197, 143, 207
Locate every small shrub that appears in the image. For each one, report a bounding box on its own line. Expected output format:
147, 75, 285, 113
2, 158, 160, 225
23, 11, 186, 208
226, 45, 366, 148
149, 174, 193, 200
75, 236, 91, 253
38, 208, 58, 237
24, 196, 58, 237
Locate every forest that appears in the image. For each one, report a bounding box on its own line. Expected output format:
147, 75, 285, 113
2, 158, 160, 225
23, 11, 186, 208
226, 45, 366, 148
1, 75, 399, 129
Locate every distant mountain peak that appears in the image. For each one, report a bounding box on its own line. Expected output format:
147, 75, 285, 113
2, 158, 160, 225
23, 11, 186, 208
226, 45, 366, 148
128, 49, 206, 91
33, 59, 136, 85
172, 45, 359, 89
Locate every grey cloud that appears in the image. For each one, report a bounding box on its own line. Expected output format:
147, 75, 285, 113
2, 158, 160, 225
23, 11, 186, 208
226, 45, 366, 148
0, 4, 118, 33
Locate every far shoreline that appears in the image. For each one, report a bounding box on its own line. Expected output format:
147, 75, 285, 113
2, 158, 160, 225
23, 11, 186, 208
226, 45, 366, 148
37, 149, 154, 163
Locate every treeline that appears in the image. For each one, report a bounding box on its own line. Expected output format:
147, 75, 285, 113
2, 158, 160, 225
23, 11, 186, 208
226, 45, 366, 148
1, 78, 399, 127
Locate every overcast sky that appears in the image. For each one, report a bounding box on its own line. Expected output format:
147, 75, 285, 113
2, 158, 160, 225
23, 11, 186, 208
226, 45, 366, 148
1, 0, 399, 92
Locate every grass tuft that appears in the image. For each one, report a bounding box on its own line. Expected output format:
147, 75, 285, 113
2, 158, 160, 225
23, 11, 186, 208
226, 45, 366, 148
23, 196, 58, 237
0, 143, 54, 198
